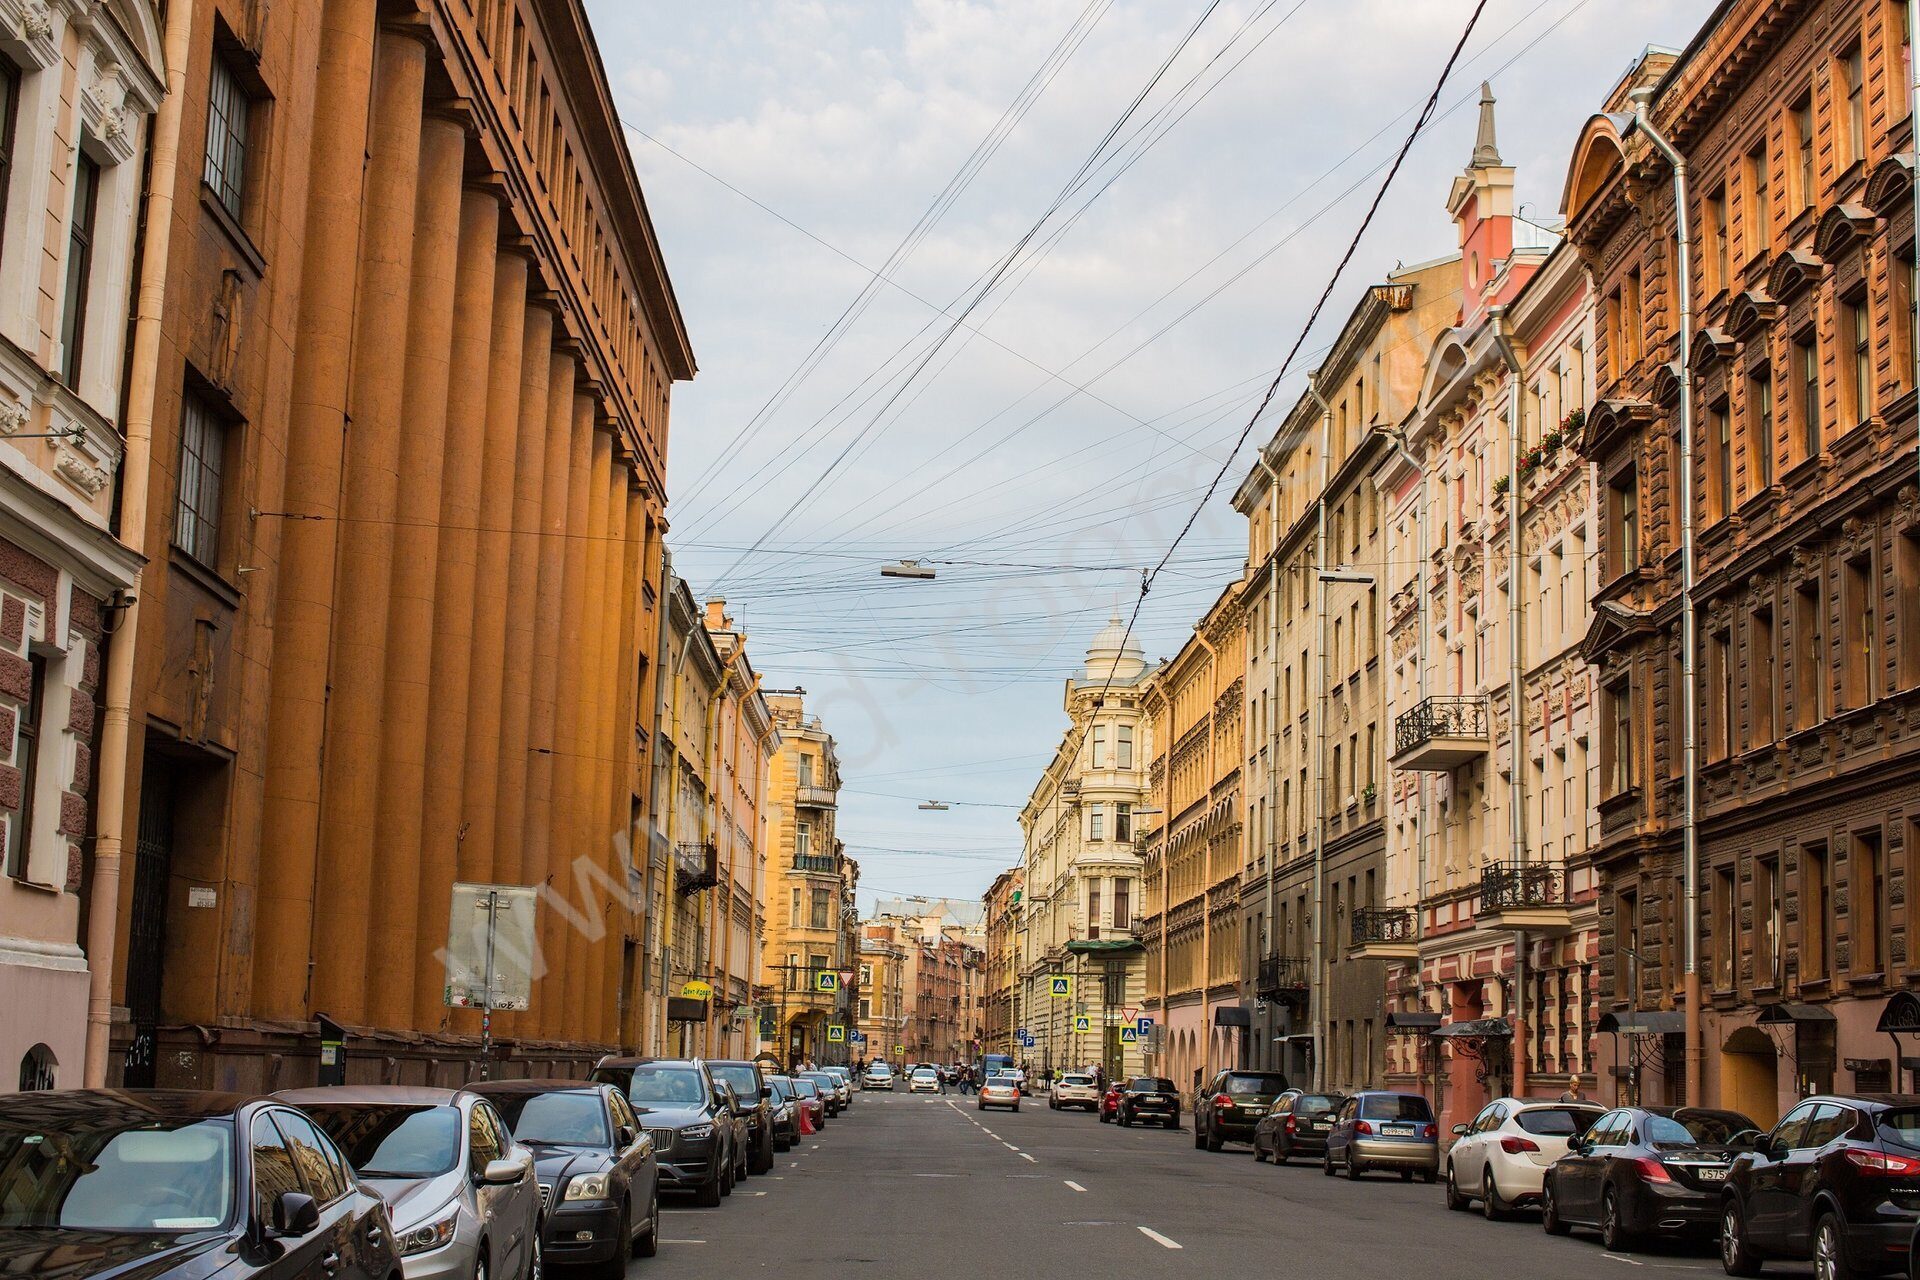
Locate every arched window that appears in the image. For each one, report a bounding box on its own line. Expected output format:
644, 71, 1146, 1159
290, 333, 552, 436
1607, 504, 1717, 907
18, 1043, 55, 1091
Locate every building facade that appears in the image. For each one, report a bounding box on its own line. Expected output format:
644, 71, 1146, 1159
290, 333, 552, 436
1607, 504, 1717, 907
1017, 618, 1151, 1082
702, 599, 774, 1058
1568, 0, 1920, 1123
859, 918, 909, 1063
983, 868, 1022, 1059
1139, 582, 1245, 1093
105, 0, 690, 1090
0, 0, 162, 1093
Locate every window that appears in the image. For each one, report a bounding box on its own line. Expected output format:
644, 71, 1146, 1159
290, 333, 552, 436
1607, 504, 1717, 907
795, 820, 811, 860
0, 58, 19, 262
1605, 288, 1624, 379
251, 1114, 300, 1223
273, 1110, 350, 1204
1712, 864, 1736, 988
1853, 827, 1884, 974
1117, 724, 1133, 770
1898, 256, 1919, 393
1624, 268, 1644, 364
1752, 607, 1777, 744
1793, 94, 1815, 209
1087, 881, 1101, 931
1113, 879, 1131, 931
1609, 468, 1639, 577
1843, 553, 1877, 708
1088, 806, 1104, 842
1709, 629, 1733, 761
174, 389, 228, 568
809, 888, 830, 930
60, 154, 100, 388
1804, 842, 1831, 980
1900, 530, 1920, 689
1605, 676, 1635, 796
1746, 142, 1770, 254
1115, 802, 1132, 843
468, 1104, 504, 1174
1847, 298, 1873, 424
1796, 332, 1822, 460
16, 1043, 53, 1091
1842, 44, 1866, 168
1091, 725, 1106, 769
1708, 187, 1729, 290
204, 50, 251, 219
1756, 853, 1782, 987
1618, 887, 1641, 1004
1795, 579, 1828, 729
1711, 401, 1733, 519
797, 753, 812, 787
6, 653, 42, 881
1748, 368, 1773, 490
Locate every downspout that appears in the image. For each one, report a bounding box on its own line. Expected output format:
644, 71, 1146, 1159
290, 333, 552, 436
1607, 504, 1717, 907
1255, 451, 1282, 1072
654, 572, 699, 1056
1192, 626, 1216, 1083
1383, 427, 1430, 1100
1626, 89, 1699, 1105
700, 670, 721, 1056
1911, 0, 1920, 477
1489, 308, 1529, 1099
86, 0, 194, 1087
1303, 374, 1333, 1092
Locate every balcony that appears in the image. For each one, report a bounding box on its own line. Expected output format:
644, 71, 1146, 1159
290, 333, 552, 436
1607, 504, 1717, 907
794, 783, 837, 810
1477, 860, 1573, 933
1391, 695, 1491, 771
673, 842, 718, 895
1256, 955, 1310, 1000
793, 852, 838, 875
1349, 907, 1417, 960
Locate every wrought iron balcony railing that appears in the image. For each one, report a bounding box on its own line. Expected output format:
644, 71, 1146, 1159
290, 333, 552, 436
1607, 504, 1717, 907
674, 841, 718, 895
1394, 695, 1490, 756
1256, 955, 1311, 996
793, 852, 838, 874
1480, 860, 1566, 911
1350, 907, 1415, 949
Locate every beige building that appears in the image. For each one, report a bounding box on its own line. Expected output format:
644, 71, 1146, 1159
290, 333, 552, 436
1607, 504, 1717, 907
859, 920, 909, 1062
1017, 618, 1152, 1080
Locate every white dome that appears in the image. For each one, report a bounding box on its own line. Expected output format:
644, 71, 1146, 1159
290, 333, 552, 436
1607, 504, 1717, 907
1082, 613, 1146, 683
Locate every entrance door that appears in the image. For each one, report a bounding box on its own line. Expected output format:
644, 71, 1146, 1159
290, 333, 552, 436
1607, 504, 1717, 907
1720, 1026, 1780, 1127
123, 754, 177, 1087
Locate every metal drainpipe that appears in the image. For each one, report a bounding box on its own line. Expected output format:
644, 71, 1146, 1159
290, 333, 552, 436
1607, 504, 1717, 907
1383, 428, 1431, 1087
1256, 452, 1283, 1071
1912, 0, 1920, 479
1626, 89, 1700, 1105
1303, 373, 1333, 1092
1192, 627, 1216, 1082
1489, 308, 1530, 1098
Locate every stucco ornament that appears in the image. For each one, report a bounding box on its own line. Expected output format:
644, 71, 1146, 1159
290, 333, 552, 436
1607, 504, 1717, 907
54, 449, 108, 496
81, 59, 137, 162
0, 400, 27, 436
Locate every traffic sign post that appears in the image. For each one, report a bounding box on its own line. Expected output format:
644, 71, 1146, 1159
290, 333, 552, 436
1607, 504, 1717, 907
816, 971, 839, 993
1136, 1016, 1155, 1038
827, 1025, 846, 1043
1073, 1015, 1090, 1033
1050, 975, 1072, 998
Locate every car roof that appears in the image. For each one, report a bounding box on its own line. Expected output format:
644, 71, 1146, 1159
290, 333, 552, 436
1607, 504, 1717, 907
467, 1079, 604, 1096
274, 1085, 468, 1107
0, 1088, 263, 1124
705, 1060, 760, 1069
1804, 1093, 1920, 1109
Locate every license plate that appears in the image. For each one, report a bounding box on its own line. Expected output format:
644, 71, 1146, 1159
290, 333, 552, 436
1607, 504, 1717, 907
1313, 1122, 1331, 1130
1697, 1168, 1726, 1182
1384, 1124, 1415, 1136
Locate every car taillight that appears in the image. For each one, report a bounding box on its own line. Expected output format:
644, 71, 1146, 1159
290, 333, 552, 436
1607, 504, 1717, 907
1421, 1123, 1437, 1140
1630, 1157, 1672, 1183
1499, 1136, 1540, 1155
1844, 1148, 1920, 1176
1355, 1120, 1373, 1136
1285, 1116, 1297, 1135
1214, 1094, 1234, 1111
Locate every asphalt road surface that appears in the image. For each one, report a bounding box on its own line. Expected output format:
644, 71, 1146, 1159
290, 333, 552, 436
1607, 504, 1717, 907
628, 1089, 1812, 1279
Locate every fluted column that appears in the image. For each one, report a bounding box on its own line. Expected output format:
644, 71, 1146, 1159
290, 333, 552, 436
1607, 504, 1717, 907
459, 250, 531, 891
562, 429, 614, 1035
255, 0, 381, 1020
593, 471, 637, 1044
414, 187, 501, 1029
367, 104, 467, 1032
312, 25, 429, 1024
493, 303, 556, 894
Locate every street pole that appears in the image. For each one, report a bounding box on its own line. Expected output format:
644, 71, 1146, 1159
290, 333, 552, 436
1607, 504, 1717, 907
480, 889, 499, 1081
1304, 373, 1334, 1092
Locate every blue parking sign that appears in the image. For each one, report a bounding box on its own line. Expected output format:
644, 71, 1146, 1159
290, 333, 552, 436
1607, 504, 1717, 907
1136, 1016, 1155, 1037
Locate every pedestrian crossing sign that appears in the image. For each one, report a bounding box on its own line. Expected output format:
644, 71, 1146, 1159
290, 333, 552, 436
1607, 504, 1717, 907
827, 1025, 845, 1043
1073, 1015, 1090, 1032
1050, 975, 1072, 998
1120, 1026, 1139, 1043
816, 971, 839, 992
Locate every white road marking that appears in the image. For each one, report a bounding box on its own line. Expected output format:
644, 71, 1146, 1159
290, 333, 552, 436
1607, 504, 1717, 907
1138, 1227, 1183, 1250
1003, 1143, 1019, 1151
755, 1191, 768, 1196
1065, 1180, 1087, 1192
661, 1239, 707, 1245
1020, 1153, 1037, 1163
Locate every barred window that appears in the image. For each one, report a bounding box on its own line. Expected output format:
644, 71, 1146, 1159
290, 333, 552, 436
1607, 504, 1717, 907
175, 388, 227, 567
204, 52, 250, 218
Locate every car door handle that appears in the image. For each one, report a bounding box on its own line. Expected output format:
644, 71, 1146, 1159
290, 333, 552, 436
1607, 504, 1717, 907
322, 1251, 343, 1275
366, 1226, 384, 1248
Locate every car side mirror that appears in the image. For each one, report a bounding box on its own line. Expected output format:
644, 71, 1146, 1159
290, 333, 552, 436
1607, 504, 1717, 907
1572, 1137, 1592, 1155
269, 1190, 320, 1238
761, 1085, 774, 1100
1451, 1123, 1470, 1137
616, 1124, 637, 1148
481, 1156, 528, 1186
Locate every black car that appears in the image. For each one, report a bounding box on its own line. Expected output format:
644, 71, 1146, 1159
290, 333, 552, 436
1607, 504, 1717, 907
0, 1089, 400, 1280
799, 1072, 843, 1118
592, 1057, 738, 1207
1254, 1091, 1348, 1164
1542, 1106, 1760, 1250
470, 1079, 659, 1276
1194, 1070, 1291, 1151
1719, 1094, 1920, 1279
708, 1059, 777, 1174
766, 1075, 803, 1151
1117, 1077, 1182, 1129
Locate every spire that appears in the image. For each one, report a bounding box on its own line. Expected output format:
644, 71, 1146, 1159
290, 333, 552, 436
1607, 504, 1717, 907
1471, 81, 1502, 168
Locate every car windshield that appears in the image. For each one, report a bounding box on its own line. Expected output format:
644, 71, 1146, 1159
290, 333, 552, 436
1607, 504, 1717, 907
1061, 1075, 1092, 1086
710, 1066, 760, 1100
1514, 1107, 1603, 1137
625, 1065, 707, 1105
1358, 1095, 1432, 1121
1128, 1078, 1174, 1092
301, 1103, 460, 1177
1223, 1074, 1288, 1096
912, 1069, 936, 1079
0, 1114, 234, 1232
492, 1092, 610, 1146
1647, 1109, 1758, 1146
796, 1081, 819, 1098
1296, 1095, 1343, 1117
767, 1079, 793, 1102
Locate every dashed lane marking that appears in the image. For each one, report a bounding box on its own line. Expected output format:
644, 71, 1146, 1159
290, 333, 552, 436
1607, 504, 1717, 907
1138, 1227, 1183, 1250
1020, 1153, 1037, 1163
1065, 1180, 1087, 1192
661, 1239, 707, 1245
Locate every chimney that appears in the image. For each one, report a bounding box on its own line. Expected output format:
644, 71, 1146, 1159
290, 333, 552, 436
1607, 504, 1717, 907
704, 597, 729, 631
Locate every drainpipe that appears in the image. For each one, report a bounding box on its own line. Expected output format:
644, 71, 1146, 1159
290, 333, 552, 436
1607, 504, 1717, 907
1383, 427, 1431, 1096
1489, 308, 1530, 1099
1622, 89, 1699, 1106
1255, 451, 1282, 1072
1911, 0, 1920, 478
1191, 626, 1216, 1083
1304, 373, 1333, 1093
653, 569, 699, 1056
85, 0, 195, 1087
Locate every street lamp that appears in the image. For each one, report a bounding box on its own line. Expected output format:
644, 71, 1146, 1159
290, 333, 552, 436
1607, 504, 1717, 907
918, 800, 951, 811
880, 559, 936, 580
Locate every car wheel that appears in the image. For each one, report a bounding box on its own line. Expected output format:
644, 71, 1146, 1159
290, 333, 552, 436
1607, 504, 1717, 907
1721, 1200, 1762, 1277
1164, 1115, 1178, 1131
1484, 1170, 1510, 1222
476, 1247, 489, 1280
591, 1204, 627, 1280
1445, 1162, 1469, 1211
1273, 1141, 1290, 1166
1401, 1169, 1414, 1182
1254, 1135, 1268, 1163
1542, 1175, 1570, 1236
1601, 1186, 1635, 1253
1205, 1123, 1224, 1153
1322, 1151, 1334, 1177
1346, 1151, 1363, 1181
524, 1233, 541, 1280
1012, 1103, 1020, 1113
1814, 1211, 1858, 1280
695, 1164, 723, 1208
634, 1184, 659, 1259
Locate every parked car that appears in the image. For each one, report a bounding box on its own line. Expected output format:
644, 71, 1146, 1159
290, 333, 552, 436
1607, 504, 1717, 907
979, 1075, 1021, 1112
1323, 1090, 1439, 1181
908, 1067, 941, 1095
1443, 1097, 1605, 1219
823, 1067, 855, 1108
712, 1081, 754, 1186
791, 1076, 828, 1131
707, 1059, 777, 1174
1098, 1082, 1123, 1123
765, 1075, 803, 1150
465, 1079, 659, 1275
1720, 1093, 1920, 1279
1254, 1091, 1348, 1165
1194, 1070, 1292, 1151
800, 1071, 845, 1116
1117, 1077, 1181, 1129
1051, 1073, 1101, 1111
278, 1084, 541, 1280
0, 1089, 402, 1280
861, 1063, 895, 1090
587, 1057, 736, 1208
1539, 1106, 1758, 1250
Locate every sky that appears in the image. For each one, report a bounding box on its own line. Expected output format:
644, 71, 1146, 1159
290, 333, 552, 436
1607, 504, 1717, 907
582, 0, 1716, 913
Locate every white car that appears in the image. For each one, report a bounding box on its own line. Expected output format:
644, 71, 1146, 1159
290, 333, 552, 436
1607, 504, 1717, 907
1050, 1073, 1100, 1111
979, 1075, 1021, 1112
861, 1064, 895, 1090
1444, 1097, 1605, 1217
908, 1067, 941, 1094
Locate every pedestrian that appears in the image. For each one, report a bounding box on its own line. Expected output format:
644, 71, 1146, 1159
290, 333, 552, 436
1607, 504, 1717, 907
962, 1067, 976, 1096
1558, 1078, 1587, 1103
938, 1068, 949, 1096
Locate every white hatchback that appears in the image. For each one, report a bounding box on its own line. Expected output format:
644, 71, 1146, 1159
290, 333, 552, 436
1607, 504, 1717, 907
908, 1067, 941, 1094
1445, 1098, 1605, 1218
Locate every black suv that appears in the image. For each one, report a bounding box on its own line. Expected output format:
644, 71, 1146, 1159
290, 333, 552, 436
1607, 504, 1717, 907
707, 1059, 777, 1175
1254, 1090, 1347, 1164
1720, 1093, 1920, 1278
591, 1057, 738, 1208
1194, 1070, 1291, 1151
1116, 1077, 1182, 1129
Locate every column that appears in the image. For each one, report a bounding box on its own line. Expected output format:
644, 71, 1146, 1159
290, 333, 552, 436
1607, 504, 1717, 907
607, 478, 649, 1045
255, 0, 380, 1020
588, 465, 633, 1045
312, 25, 428, 1025
560, 429, 614, 1035
413, 186, 501, 1029
368, 104, 467, 1033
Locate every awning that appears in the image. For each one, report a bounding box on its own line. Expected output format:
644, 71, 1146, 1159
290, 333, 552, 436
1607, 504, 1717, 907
1756, 1003, 1836, 1025
1065, 938, 1146, 955
1385, 1011, 1442, 1031
1597, 1010, 1686, 1036
1878, 991, 1920, 1035
1213, 1007, 1251, 1028
1432, 1017, 1514, 1040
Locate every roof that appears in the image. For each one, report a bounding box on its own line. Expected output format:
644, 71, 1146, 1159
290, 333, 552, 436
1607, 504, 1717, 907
1596, 1010, 1686, 1036
1432, 1017, 1514, 1039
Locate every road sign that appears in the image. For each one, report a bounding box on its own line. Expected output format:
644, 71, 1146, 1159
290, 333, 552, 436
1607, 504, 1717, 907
895, 1044, 905, 1053
827, 1025, 846, 1043
1050, 975, 1072, 998
1136, 1016, 1155, 1037
840, 969, 857, 987
1122, 1007, 1138, 1024
1015, 1027, 1027, 1040
1073, 1015, 1090, 1032
816, 971, 839, 993
1119, 1026, 1139, 1043
850, 1031, 866, 1044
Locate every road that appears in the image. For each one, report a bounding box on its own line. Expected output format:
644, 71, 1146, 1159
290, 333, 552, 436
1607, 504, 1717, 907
625, 1088, 1814, 1279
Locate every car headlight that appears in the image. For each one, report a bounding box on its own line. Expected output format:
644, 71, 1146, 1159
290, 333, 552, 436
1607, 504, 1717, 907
562, 1172, 612, 1202
397, 1204, 460, 1257
679, 1123, 714, 1141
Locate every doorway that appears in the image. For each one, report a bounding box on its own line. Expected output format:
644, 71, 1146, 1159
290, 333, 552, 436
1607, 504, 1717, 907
1720, 1026, 1780, 1126
123, 754, 177, 1087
